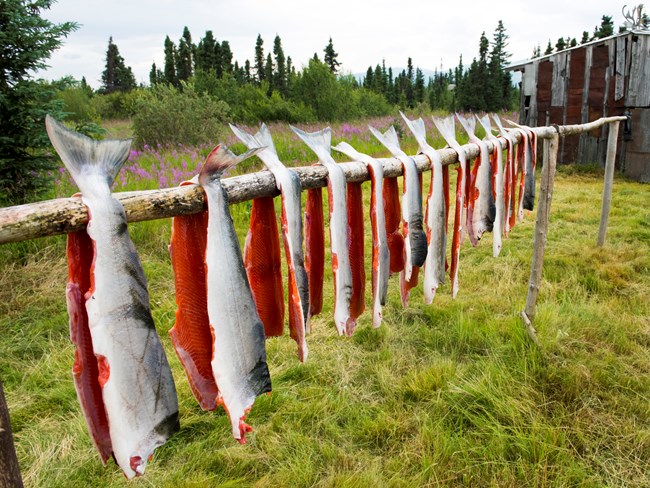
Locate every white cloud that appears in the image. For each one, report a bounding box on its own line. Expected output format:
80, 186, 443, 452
37, 0, 625, 88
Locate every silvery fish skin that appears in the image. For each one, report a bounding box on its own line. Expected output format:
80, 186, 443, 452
230, 123, 309, 361
368, 125, 427, 278
333, 142, 390, 327
493, 114, 516, 235
432, 115, 467, 298
508, 121, 538, 211
456, 113, 495, 241
477, 114, 505, 257
399, 113, 446, 304
291, 126, 353, 336
198, 145, 272, 443
46, 116, 179, 479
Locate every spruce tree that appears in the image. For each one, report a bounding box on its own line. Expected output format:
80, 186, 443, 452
581, 31, 590, 44
544, 40, 553, 55
414, 68, 425, 105
195, 30, 217, 73
176, 27, 193, 83
163, 35, 178, 86
220, 41, 233, 75
0, 0, 78, 204
264, 52, 274, 94
244, 59, 252, 83
594, 15, 614, 38
254, 34, 265, 82
101, 36, 136, 93
555, 37, 566, 52
273, 35, 286, 96
149, 62, 164, 85
323, 37, 340, 74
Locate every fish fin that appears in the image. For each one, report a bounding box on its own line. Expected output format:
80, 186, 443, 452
45, 115, 131, 193
432, 115, 459, 151
290, 126, 332, 163
368, 125, 406, 158
229, 124, 263, 150
198, 144, 263, 185
255, 123, 279, 156
476, 114, 493, 135
456, 113, 477, 138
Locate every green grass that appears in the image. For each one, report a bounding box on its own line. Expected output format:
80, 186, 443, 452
1, 160, 649, 486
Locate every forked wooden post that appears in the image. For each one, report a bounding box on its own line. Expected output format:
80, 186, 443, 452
520, 130, 560, 347
0, 379, 23, 488
597, 121, 621, 246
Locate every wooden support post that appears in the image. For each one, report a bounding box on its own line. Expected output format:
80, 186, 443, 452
520, 130, 559, 346
597, 121, 621, 246
0, 379, 23, 488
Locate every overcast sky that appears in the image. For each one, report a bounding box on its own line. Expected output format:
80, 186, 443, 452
38, 0, 626, 88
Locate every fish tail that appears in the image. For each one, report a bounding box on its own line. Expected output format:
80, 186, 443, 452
229, 124, 263, 150
199, 144, 263, 184
368, 125, 403, 156
290, 126, 332, 162
400, 112, 427, 147
45, 115, 131, 194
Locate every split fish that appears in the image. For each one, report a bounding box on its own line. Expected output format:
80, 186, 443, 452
47, 116, 179, 479
169, 203, 219, 411
399, 113, 446, 304
510, 127, 529, 222
508, 121, 538, 211
432, 116, 467, 298
333, 142, 389, 327
244, 196, 285, 337
198, 144, 272, 442
369, 124, 427, 307
457, 113, 496, 241
383, 176, 406, 274
231, 123, 309, 360
305, 186, 325, 320
291, 126, 354, 336
477, 114, 505, 257
493, 114, 517, 236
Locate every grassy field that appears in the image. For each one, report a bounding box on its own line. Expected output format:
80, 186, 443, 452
1, 118, 649, 487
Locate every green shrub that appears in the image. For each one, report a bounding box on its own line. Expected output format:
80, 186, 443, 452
92, 89, 144, 120
131, 82, 230, 147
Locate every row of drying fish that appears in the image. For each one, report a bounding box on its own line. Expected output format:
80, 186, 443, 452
45, 111, 537, 479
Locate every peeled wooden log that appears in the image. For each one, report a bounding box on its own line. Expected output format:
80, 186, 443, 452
0, 141, 505, 245
0, 115, 625, 246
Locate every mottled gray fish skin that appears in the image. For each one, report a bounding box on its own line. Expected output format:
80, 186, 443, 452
230, 123, 309, 355
199, 145, 272, 442
368, 125, 428, 276
398, 113, 446, 304
456, 113, 495, 238
45, 115, 179, 480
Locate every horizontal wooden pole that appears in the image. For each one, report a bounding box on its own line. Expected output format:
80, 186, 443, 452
0, 116, 624, 245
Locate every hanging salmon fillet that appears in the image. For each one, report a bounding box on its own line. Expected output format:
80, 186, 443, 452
369, 125, 427, 307
231, 124, 309, 360
291, 126, 354, 336
333, 142, 389, 327
244, 196, 285, 337
169, 205, 219, 411
305, 187, 325, 320
477, 115, 505, 257
432, 116, 467, 298
399, 113, 447, 304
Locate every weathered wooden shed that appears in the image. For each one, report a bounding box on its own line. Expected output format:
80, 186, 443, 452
508, 29, 650, 182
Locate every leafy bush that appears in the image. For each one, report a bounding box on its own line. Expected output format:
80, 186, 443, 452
131, 82, 230, 147
92, 89, 143, 120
